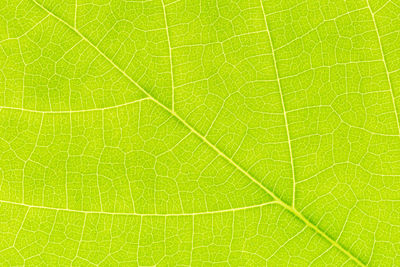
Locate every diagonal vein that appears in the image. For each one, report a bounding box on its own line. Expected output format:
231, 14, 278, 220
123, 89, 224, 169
30, 0, 365, 266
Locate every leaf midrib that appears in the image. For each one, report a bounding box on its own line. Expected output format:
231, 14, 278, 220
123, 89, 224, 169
25, 1, 366, 265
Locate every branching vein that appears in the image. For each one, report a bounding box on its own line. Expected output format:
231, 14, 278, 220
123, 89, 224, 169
22, 1, 369, 266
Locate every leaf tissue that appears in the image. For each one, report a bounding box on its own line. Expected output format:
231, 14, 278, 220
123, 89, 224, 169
0, 0, 399, 266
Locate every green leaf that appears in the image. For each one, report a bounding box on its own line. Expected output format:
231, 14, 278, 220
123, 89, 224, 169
0, 0, 399, 266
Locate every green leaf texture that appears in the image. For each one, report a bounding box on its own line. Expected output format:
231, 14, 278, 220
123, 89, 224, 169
0, 0, 399, 266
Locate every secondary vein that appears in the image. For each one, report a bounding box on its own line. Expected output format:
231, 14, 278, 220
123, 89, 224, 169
161, 0, 176, 112
258, 0, 296, 208
366, 0, 400, 135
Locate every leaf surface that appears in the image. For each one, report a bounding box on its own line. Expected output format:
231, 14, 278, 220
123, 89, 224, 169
0, 0, 399, 266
